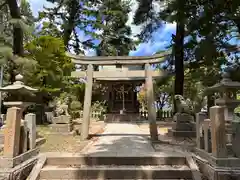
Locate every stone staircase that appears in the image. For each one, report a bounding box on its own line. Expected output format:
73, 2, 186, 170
37, 153, 200, 179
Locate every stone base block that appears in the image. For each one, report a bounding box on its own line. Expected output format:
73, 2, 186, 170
0, 147, 39, 168
52, 115, 70, 124
173, 113, 194, 122
169, 129, 196, 137
49, 124, 72, 133
195, 148, 240, 167
0, 155, 37, 180
172, 122, 195, 131
196, 156, 240, 180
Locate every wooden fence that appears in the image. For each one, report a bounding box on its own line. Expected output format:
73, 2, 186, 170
79, 110, 104, 120
78, 109, 173, 121
139, 109, 173, 120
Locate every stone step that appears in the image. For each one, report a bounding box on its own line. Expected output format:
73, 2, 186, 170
40, 165, 192, 179
45, 154, 187, 166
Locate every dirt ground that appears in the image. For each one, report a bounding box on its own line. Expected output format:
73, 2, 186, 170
36, 121, 105, 153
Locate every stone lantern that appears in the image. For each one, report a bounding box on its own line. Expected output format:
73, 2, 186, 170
205, 72, 240, 154
0, 74, 37, 158
0, 74, 37, 112
205, 72, 240, 123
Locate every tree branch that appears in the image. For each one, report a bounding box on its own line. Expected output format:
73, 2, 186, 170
0, 1, 7, 9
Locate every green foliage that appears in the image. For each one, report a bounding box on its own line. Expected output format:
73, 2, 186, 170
70, 100, 82, 111
25, 36, 74, 96
235, 94, 240, 113
38, 0, 101, 53
96, 0, 136, 56
91, 101, 107, 113
155, 76, 174, 109
69, 100, 82, 119
133, 0, 240, 111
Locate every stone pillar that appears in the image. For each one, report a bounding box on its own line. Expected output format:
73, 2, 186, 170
25, 113, 36, 149
19, 120, 28, 154
210, 106, 227, 158
203, 119, 211, 153
196, 112, 207, 149
4, 107, 21, 157
145, 63, 158, 140
81, 64, 93, 140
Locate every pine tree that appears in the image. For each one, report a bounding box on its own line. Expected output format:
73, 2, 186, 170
1, 0, 35, 82
96, 0, 136, 56
38, 0, 101, 54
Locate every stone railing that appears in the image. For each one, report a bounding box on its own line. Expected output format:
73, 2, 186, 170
79, 110, 104, 120
139, 109, 173, 120
195, 106, 240, 171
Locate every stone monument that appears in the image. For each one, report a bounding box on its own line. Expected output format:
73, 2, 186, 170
49, 96, 72, 133
170, 95, 196, 137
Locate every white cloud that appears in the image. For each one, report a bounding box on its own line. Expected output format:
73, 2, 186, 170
84, 49, 96, 56
130, 22, 176, 56
164, 22, 176, 32
28, 0, 54, 17
126, 0, 142, 37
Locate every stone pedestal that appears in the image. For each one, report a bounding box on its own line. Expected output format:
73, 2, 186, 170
49, 115, 72, 133
52, 115, 70, 124
49, 124, 72, 133
170, 113, 196, 137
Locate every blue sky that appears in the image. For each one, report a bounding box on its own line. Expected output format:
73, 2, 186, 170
28, 0, 176, 56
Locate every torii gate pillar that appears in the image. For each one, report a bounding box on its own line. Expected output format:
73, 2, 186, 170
81, 64, 93, 140
145, 63, 158, 140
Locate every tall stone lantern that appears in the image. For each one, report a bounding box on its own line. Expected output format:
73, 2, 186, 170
205, 72, 240, 154
205, 72, 240, 123
0, 74, 37, 158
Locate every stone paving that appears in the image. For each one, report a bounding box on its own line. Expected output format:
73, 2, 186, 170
82, 123, 185, 156
82, 123, 154, 156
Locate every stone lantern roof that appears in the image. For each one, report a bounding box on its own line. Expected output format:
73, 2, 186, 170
0, 74, 37, 93
0, 74, 38, 109
205, 72, 240, 93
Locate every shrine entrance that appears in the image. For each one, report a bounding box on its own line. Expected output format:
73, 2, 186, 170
68, 51, 170, 140
111, 82, 138, 113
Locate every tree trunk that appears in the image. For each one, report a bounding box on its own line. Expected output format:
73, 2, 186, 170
7, 0, 24, 82
174, 21, 184, 96
63, 1, 78, 49
173, 21, 185, 113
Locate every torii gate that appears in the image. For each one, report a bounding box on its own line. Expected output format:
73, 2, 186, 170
67, 51, 171, 140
